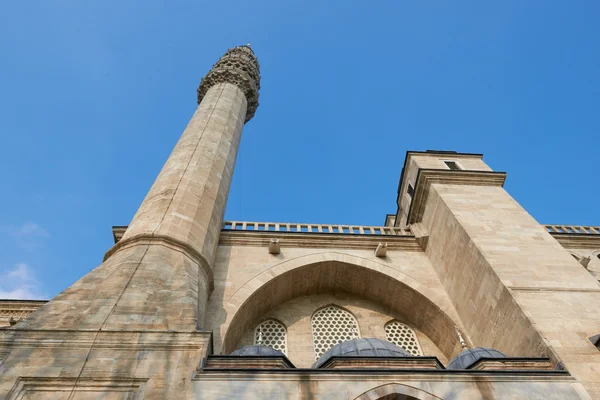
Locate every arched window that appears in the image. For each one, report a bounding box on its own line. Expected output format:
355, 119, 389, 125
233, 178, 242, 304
384, 320, 422, 356
311, 305, 360, 360
254, 319, 287, 355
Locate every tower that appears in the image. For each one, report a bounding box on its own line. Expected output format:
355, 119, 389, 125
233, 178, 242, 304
0, 46, 260, 398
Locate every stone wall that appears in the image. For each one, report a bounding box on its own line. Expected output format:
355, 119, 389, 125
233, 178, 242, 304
207, 234, 468, 361
234, 292, 448, 368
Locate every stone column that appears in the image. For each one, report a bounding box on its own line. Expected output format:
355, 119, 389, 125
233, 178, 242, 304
19, 46, 260, 332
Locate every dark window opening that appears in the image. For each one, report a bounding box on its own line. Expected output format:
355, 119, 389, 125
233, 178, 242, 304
407, 184, 415, 198
589, 334, 600, 351
444, 161, 461, 170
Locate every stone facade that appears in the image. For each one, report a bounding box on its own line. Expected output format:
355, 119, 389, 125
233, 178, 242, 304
1, 46, 599, 399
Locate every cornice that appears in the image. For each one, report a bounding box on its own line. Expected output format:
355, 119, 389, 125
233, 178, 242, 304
103, 233, 214, 291
406, 151, 484, 159
407, 169, 507, 225
218, 230, 422, 251
549, 233, 600, 249
0, 300, 47, 307
195, 369, 571, 382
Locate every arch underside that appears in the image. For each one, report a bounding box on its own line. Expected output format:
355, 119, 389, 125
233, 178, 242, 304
354, 383, 443, 400
221, 254, 462, 359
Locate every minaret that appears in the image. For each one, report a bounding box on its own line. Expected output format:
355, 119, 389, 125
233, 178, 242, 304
20, 46, 260, 331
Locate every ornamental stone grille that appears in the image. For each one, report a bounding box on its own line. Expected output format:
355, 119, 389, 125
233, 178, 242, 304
311, 306, 361, 360
384, 320, 423, 356
253, 319, 287, 355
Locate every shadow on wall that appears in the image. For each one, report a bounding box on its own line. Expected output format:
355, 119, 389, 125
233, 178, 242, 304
220, 253, 462, 360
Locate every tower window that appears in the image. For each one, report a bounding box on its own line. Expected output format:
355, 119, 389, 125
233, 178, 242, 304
589, 334, 600, 351
444, 161, 461, 170
407, 184, 415, 198
254, 319, 287, 355
311, 306, 360, 360
384, 320, 423, 356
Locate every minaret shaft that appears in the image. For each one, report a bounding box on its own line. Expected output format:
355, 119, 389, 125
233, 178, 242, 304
17, 46, 260, 331
123, 81, 247, 268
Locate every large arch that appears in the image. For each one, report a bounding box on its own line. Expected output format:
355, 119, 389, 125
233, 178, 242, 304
353, 383, 443, 400
221, 252, 463, 359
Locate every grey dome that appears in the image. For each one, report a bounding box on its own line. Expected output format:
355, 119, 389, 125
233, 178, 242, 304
446, 347, 507, 370
312, 338, 412, 368
230, 345, 285, 357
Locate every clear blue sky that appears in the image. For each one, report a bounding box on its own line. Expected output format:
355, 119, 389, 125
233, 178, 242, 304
1, 1, 598, 299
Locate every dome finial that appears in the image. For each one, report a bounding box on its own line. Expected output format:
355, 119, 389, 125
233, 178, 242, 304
455, 326, 469, 350
247, 41, 251, 47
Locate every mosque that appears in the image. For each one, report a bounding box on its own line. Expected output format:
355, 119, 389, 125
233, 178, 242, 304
1, 46, 600, 399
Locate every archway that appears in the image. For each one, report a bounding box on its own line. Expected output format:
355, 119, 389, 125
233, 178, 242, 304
354, 383, 443, 400
221, 252, 463, 359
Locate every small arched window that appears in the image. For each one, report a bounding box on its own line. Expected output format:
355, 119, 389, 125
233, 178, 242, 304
384, 320, 423, 356
311, 305, 360, 360
254, 319, 287, 355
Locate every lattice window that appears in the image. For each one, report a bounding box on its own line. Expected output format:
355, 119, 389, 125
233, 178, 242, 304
254, 319, 287, 355
311, 306, 360, 360
384, 320, 422, 356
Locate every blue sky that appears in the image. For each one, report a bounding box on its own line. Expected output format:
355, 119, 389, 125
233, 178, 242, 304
0, 1, 598, 299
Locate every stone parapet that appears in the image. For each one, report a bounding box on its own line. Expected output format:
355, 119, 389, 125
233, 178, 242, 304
0, 300, 47, 328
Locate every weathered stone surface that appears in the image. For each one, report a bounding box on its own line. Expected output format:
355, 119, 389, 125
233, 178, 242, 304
0, 46, 253, 399
1, 48, 598, 399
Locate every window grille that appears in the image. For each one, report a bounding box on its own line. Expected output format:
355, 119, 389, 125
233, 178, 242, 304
311, 306, 360, 360
384, 320, 422, 356
254, 319, 287, 355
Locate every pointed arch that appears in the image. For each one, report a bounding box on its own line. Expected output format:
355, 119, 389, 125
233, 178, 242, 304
384, 319, 422, 356
221, 252, 464, 359
353, 383, 442, 400
253, 318, 287, 355
311, 304, 360, 360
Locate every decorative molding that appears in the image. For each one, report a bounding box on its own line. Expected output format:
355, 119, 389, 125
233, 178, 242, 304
195, 369, 573, 382
203, 356, 295, 370
6, 377, 147, 400
407, 169, 507, 225
508, 286, 600, 293
0, 329, 211, 351
197, 46, 260, 122
406, 151, 485, 160
469, 357, 554, 371
549, 233, 600, 249
218, 230, 422, 251
0, 301, 46, 328
318, 356, 442, 370
103, 233, 214, 291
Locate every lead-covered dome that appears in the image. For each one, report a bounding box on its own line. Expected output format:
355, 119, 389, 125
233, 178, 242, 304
230, 345, 285, 357
446, 347, 507, 370
312, 338, 412, 368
